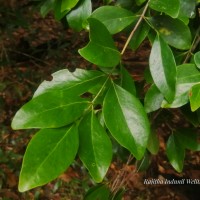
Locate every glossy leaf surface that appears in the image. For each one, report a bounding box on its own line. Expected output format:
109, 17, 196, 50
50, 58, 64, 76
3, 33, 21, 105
189, 84, 200, 112
149, 16, 192, 50
12, 92, 89, 129
79, 18, 121, 67
162, 64, 200, 108
144, 84, 164, 113
149, 0, 180, 18
149, 35, 176, 103
103, 82, 150, 160
19, 125, 79, 192
67, 0, 91, 31
78, 111, 112, 182
166, 134, 185, 172
33, 69, 106, 98
91, 6, 137, 34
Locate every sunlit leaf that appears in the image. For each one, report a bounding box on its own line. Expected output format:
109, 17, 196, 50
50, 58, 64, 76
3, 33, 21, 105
19, 125, 79, 192
79, 18, 121, 67
149, 16, 192, 50
149, 35, 176, 103
189, 83, 200, 112
78, 111, 112, 182
103, 82, 150, 160
149, 0, 180, 18
194, 51, 200, 69
12, 92, 89, 129
61, 0, 79, 12
33, 69, 106, 98
67, 0, 91, 31
166, 134, 185, 172
91, 6, 137, 34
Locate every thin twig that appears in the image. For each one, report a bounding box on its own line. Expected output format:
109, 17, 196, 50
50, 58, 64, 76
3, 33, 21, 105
121, 1, 149, 55
183, 26, 200, 63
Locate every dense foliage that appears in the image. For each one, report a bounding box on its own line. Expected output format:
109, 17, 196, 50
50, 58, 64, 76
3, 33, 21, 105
12, 0, 200, 198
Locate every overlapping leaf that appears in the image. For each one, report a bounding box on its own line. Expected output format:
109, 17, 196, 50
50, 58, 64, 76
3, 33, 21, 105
149, 35, 176, 103
194, 51, 200, 69
144, 84, 164, 113
90, 6, 137, 34
61, 0, 79, 12
79, 18, 121, 67
103, 82, 150, 160
149, 16, 192, 49
33, 69, 106, 98
149, 0, 180, 18
162, 64, 200, 108
78, 111, 112, 182
67, 0, 91, 31
19, 125, 79, 192
12, 92, 89, 129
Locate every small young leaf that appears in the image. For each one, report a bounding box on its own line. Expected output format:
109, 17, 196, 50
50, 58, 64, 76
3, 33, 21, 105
79, 18, 121, 67
67, 0, 91, 31
103, 82, 150, 160
120, 65, 136, 96
18, 125, 79, 192
176, 129, 200, 151
61, 0, 79, 12
91, 6, 137, 34
149, 16, 192, 50
78, 111, 112, 183
194, 51, 200, 69
149, 35, 176, 103
129, 21, 150, 50
149, 0, 180, 18
166, 134, 185, 172
189, 84, 200, 112
33, 69, 106, 98
84, 184, 110, 200
40, 0, 55, 17
147, 130, 159, 155
144, 84, 164, 113
12, 92, 89, 129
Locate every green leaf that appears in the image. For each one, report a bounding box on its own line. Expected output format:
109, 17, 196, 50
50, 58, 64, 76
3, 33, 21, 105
166, 134, 185, 172
40, 0, 55, 17
129, 21, 150, 50
162, 64, 200, 108
18, 125, 79, 192
90, 6, 137, 34
149, 35, 176, 103
61, 0, 79, 12
103, 82, 150, 160
178, 0, 196, 23
147, 130, 159, 155
144, 84, 164, 113
149, 0, 180, 18
78, 111, 112, 183
148, 16, 192, 50
67, 0, 91, 31
33, 69, 106, 98
189, 84, 200, 112
12, 92, 89, 129
176, 129, 200, 151
54, 0, 69, 20
136, 151, 151, 172
120, 65, 136, 96
135, 0, 147, 6
79, 18, 121, 67
194, 51, 200, 69
84, 184, 110, 200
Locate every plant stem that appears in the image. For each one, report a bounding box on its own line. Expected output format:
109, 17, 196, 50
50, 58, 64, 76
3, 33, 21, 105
183, 26, 200, 63
121, 1, 149, 55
